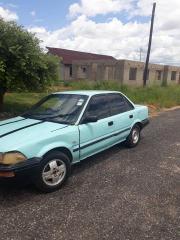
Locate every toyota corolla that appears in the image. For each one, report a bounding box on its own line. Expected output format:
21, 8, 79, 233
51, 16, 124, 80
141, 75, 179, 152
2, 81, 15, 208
0, 91, 149, 192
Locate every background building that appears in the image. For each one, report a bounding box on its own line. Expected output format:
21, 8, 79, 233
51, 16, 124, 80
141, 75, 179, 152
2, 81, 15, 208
47, 47, 115, 81
48, 47, 180, 86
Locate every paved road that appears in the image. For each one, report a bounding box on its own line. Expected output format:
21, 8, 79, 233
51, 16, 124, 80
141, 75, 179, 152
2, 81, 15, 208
0, 109, 179, 240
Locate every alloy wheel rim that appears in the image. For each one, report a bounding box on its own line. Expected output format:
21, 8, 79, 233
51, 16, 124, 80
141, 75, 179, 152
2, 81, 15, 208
132, 128, 139, 144
42, 159, 66, 186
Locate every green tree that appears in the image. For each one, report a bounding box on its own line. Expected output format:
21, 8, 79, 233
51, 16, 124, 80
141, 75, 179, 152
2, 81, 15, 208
0, 19, 60, 111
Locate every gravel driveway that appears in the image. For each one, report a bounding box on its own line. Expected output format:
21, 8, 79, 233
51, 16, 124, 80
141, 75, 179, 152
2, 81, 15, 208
0, 109, 179, 240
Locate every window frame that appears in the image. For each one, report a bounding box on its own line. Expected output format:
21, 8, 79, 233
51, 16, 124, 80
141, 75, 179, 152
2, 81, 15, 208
79, 93, 135, 124
69, 65, 73, 77
81, 66, 87, 73
156, 70, 162, 80
171, 71, 177, 81
80, 94, 111, 123
107, 93, 135, 116
129, 67, 137, 81
147, 69, 150, 81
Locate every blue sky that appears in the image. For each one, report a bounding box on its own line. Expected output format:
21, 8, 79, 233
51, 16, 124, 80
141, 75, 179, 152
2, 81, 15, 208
1, 0, 75, 30
1, 0, 150, 30
0, 0, 180, 65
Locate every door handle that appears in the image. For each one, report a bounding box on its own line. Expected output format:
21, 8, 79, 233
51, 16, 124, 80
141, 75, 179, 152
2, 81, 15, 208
108, 121, 113, 126
129, 115, 133, 119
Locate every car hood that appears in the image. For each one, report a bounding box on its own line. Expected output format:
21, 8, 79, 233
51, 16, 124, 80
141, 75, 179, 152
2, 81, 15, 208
0, 116, 68, 152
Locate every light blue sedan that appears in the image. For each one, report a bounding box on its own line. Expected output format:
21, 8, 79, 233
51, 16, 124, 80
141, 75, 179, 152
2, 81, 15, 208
0, 91, 149, 192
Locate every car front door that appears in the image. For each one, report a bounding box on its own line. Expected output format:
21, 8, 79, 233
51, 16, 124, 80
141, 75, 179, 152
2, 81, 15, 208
78, 94, 116, 160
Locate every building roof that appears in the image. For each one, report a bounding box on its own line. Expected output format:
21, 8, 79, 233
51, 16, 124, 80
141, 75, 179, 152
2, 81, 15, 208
47, 47, 116, 64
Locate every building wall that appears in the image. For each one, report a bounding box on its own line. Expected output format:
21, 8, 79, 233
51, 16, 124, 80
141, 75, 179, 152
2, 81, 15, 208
122, 60, 144, 86
122, 60, 166, 86
59, 63, 64, 81
72, 60, 125, 83
72, 60, 119, 82
68, 59, 180, 86
62, 64, 73, 81
165, 65, 180, 85
147, 63, 164, 85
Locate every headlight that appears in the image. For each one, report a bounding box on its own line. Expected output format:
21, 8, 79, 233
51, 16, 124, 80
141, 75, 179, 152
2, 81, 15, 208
0, 152, 27, 165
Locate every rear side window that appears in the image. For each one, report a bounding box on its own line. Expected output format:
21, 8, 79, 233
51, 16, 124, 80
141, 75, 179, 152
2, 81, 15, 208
108, 94, 134, 115
85, 95, 111, 120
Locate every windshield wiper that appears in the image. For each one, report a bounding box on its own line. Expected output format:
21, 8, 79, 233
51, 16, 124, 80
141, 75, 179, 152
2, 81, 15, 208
23, 112, 66, 119
41, 113, 70, 120
44, 113, 76, 125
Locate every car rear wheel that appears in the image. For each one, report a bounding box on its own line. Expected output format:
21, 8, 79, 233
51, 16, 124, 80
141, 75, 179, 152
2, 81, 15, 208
125, 125, 141, 148
34, 151, 71, 192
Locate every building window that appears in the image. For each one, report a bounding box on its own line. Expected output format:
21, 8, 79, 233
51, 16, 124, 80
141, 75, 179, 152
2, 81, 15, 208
171, 71, 176, 81
156, 70, 162, 80
147, 69, 149, 80
129, 67, 137, 80
69, 65, 72, 77
81, 66, 87, 73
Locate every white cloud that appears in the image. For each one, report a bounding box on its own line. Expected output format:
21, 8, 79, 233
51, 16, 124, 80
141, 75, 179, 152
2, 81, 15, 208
29, 26, 47, 34
30, 10, 36, 17
29, 15, 149, 60
69, 0, 133, 17
0, 6, 18, 21
29, 0, 180, 66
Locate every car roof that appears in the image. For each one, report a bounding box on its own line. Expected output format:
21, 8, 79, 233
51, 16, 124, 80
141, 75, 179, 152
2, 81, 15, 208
53, 90, 121, 97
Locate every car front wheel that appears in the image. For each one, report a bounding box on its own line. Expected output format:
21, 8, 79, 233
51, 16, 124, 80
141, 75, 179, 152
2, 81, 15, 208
125, 125, 141, 148
34, 151, 71, 192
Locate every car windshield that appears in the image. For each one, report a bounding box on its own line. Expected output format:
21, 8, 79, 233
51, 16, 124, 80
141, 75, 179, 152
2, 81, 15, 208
23, 94, 88, 124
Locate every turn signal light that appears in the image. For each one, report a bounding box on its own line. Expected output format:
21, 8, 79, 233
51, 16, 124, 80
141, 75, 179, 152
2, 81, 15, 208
0, 171, 15, 177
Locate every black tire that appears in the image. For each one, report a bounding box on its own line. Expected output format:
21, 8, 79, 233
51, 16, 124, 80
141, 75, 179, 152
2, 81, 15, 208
125, 125, 141, 148
34, 151, 71, 193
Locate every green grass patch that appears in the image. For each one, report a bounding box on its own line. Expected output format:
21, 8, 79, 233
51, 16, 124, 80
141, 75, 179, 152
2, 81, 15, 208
3, 81, 180, 116
4, 92, 46, 115
69, 81, 180, 108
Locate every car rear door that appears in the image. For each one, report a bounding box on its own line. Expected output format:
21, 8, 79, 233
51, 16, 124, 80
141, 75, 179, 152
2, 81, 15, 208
108, 93, 135, 142
78, 94, 116, 160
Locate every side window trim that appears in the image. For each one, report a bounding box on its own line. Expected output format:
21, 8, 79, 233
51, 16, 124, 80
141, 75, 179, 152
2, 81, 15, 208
75, 95, 91, 125
79, 94, 111, 124
108, 93, 134, 116
122, 95, 135, 110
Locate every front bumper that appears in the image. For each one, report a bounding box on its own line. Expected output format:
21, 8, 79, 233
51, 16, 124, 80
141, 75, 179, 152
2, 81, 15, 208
0, 157, 42, 184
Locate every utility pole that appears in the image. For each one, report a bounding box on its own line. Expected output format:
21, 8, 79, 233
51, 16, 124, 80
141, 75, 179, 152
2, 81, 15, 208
143, 2, 156, 87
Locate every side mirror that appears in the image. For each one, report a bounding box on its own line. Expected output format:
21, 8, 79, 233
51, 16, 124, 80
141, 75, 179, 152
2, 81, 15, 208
82, 115, 98, 124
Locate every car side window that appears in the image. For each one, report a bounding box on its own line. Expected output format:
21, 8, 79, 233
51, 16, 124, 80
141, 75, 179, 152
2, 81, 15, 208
85, 95, 111, 120
108, 94, 134, 116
